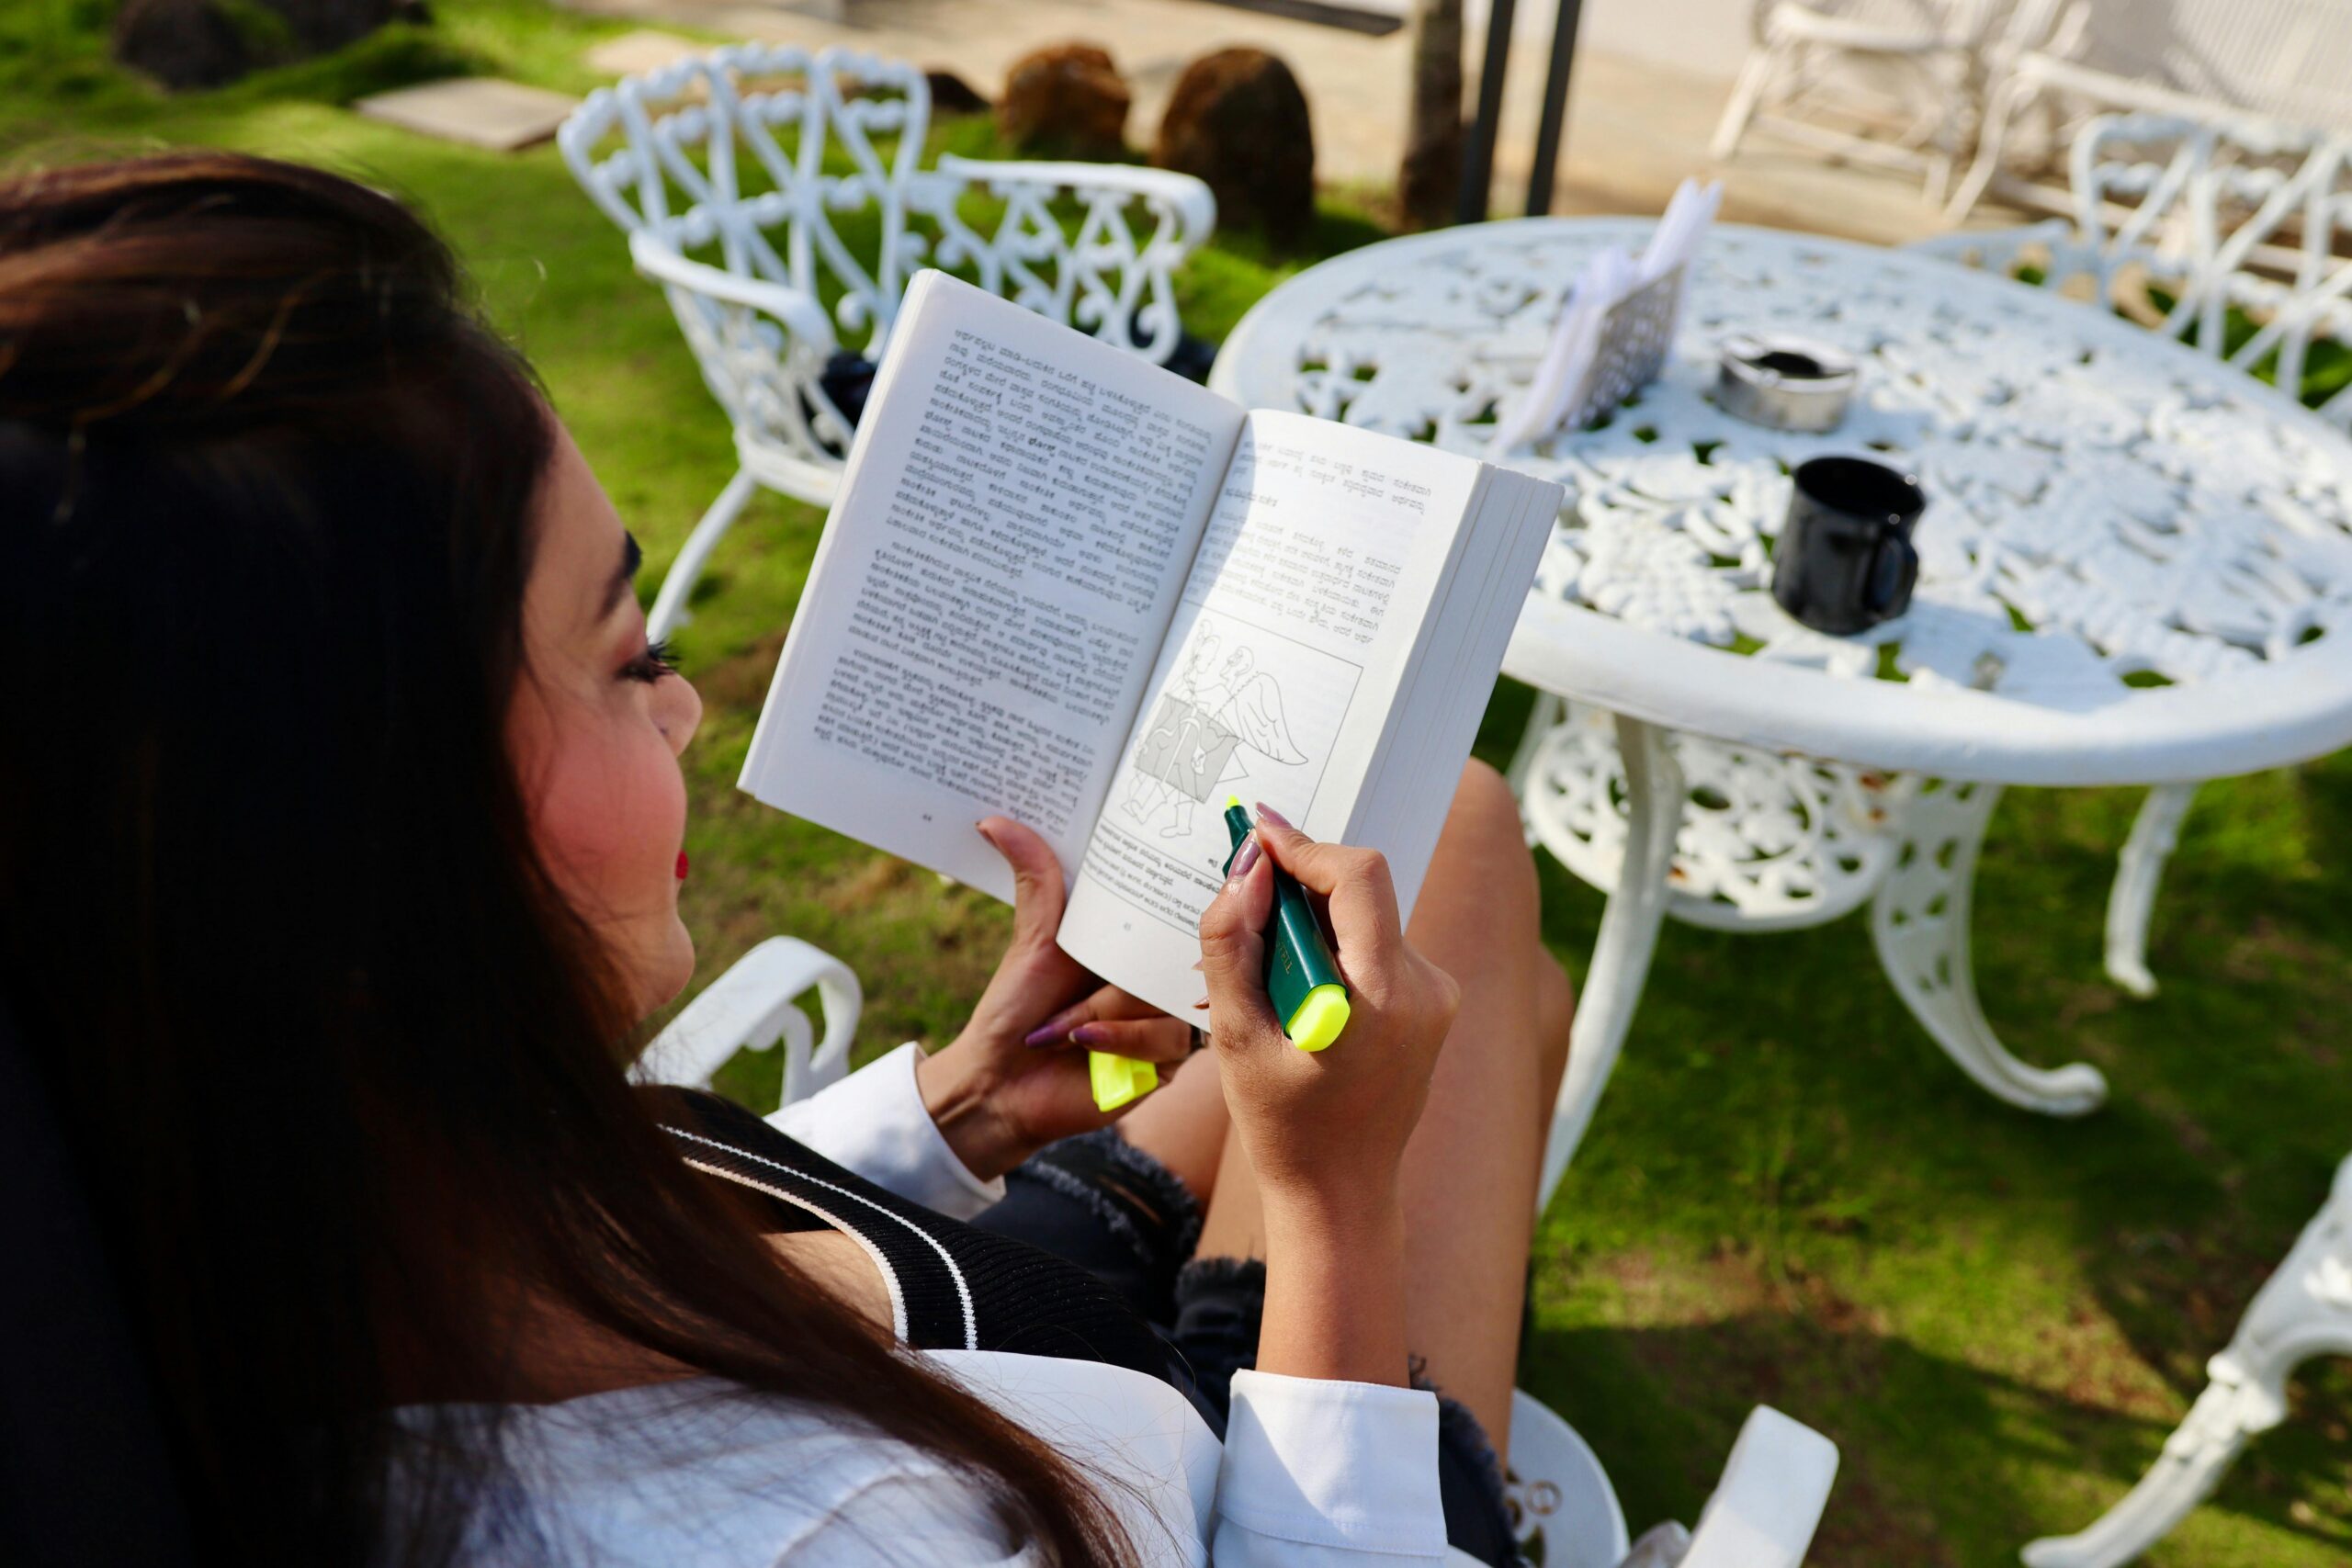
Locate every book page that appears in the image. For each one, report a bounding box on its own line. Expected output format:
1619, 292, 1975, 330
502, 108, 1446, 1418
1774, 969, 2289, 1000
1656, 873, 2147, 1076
740, 273, 1245, 899
1058, 410, 1488, 1017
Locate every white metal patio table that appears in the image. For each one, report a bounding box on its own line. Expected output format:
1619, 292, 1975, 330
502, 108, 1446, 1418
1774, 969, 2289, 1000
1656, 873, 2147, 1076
1209, 220, 2352, 1212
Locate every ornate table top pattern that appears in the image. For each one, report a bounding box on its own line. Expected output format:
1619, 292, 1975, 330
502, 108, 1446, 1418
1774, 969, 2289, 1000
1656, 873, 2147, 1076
1212, 220, 2352, 784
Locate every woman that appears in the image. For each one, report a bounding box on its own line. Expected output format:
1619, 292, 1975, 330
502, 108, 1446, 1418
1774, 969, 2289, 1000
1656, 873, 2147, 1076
0, 152, 1573, 1565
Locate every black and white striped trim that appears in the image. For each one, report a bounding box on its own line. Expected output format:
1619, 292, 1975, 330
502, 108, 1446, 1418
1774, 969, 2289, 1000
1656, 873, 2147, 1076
662, 1124, 978, 1351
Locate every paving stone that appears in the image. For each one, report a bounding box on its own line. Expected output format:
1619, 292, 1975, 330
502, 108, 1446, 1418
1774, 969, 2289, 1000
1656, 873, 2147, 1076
354, 77, 580, 152
585, 28, 708, 75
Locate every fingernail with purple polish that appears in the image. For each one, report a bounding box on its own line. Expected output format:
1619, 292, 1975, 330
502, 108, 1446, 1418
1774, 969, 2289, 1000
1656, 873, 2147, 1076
1069, 1024, 1109, 1046
1254, 802, 1293, 832
1023, 1023, 1067, 1047
1226, 833, 1262, 882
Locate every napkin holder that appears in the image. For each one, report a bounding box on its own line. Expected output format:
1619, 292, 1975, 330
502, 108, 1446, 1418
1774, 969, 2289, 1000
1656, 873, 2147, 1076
1557, 264, 1686, 433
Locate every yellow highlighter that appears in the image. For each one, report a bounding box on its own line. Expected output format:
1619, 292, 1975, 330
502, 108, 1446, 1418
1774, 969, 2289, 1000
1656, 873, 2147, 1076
1085, 798, 1351, 1111
1222, 798, 1351, 1052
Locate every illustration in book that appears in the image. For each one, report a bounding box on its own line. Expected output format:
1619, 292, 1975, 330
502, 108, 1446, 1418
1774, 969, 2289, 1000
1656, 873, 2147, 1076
1122, 632, 1308, 839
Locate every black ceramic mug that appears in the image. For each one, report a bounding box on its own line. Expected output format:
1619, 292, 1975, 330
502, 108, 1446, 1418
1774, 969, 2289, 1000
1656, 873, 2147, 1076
1770, 456, 1925, 636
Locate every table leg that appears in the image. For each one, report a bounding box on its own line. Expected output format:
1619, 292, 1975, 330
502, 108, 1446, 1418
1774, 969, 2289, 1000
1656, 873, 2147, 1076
1870, 779, 2109, 1116
2104, 782, 2197, 999
1537, 714, 1683, 1217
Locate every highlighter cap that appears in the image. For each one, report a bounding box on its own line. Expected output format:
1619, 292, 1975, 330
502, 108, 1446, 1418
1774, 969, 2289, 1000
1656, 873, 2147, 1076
1284, 983, 1351, 1053
1088, 1052, 1158, 1112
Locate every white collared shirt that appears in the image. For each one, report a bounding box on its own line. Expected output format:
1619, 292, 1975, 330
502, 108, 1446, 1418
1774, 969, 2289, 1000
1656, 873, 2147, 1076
402, 1044, 1469, 1564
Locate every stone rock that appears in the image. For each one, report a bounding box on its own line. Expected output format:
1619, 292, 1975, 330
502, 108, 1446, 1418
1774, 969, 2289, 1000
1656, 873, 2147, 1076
1154, 48, 1315, 245
112, 0, 425, 92
997, 43, 1129, 158
924, 68, 989, 117
112, 0, 250, 91
263, 0, 424, 54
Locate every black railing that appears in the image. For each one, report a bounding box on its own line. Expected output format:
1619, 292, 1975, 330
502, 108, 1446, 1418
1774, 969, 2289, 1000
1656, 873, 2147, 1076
1457, 0, 1587, 224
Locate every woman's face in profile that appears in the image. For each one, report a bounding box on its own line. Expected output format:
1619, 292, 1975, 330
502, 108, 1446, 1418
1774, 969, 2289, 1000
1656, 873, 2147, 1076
506, 421, 704, 1018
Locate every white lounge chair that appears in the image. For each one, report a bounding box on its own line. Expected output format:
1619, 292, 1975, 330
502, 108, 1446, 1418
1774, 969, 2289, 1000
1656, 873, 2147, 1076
1709, 0, 2007, 206
645, 938, 1842, 1567
1948, 0, 2352, 222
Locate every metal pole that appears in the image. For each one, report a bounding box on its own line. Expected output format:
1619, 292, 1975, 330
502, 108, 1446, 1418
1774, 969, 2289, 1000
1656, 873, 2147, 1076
1457, 0, 1518, 225
1523, 0, 1584, 216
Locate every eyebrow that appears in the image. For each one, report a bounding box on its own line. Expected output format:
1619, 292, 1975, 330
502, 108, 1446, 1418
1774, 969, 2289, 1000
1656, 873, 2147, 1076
603, 532, 641, 621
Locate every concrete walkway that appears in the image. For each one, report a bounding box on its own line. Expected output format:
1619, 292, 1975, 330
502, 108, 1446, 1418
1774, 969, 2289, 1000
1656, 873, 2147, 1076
556, 0, 2030, 245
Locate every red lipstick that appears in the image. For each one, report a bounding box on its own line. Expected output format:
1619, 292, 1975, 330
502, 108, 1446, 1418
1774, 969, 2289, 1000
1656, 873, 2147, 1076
675, 852, 689, 881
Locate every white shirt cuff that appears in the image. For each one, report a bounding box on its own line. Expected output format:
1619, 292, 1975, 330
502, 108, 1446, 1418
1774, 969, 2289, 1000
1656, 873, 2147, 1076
764, 1043, 1006, 1219
1216, 1371, 1449, 1558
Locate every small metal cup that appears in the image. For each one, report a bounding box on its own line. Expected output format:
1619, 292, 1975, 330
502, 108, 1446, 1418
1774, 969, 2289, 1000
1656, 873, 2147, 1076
1717, 334, 1858, 433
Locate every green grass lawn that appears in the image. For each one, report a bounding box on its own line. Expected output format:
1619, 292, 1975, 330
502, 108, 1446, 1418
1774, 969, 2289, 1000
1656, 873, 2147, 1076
14, 5, 2352, 1562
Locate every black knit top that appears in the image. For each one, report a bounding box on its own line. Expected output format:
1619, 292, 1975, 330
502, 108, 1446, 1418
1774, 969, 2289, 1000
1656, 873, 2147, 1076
654, 1089, 1177, 1382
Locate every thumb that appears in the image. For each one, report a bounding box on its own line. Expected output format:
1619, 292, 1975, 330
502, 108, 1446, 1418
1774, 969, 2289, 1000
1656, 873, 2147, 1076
1197, 842, 1279, 1032
978, 817, 1065, 949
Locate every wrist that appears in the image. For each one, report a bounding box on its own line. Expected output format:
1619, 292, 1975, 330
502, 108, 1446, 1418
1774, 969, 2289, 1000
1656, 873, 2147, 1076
914, 1039, 1029, 1181
1260, 1176, 1406, 1255
1255, 1180, 1409, 1389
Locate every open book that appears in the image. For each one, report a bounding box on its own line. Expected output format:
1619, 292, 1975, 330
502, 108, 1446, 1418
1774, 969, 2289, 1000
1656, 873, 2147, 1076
741, 271, 1564, 1021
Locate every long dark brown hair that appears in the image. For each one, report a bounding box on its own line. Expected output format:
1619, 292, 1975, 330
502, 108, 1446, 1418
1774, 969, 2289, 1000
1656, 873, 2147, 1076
0, 152, 1125, 1565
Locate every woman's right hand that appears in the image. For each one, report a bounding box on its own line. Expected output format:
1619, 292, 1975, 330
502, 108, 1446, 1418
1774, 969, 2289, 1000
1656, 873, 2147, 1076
1196, 807, 1461, 1216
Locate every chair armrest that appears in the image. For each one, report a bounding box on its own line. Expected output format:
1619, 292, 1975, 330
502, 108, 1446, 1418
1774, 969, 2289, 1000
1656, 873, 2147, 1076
934, 155, 1217, 254
634, 937, 865, 1110
1678, 1406, 1838, 1568
627, 230, 840, 355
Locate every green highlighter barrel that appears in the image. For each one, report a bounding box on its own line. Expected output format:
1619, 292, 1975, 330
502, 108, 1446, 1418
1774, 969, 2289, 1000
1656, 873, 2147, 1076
1223, 799, 1351, 1051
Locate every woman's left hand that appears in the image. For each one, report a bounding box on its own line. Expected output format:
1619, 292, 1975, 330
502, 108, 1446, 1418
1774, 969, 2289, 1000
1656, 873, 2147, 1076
912, 816, 1197, 1181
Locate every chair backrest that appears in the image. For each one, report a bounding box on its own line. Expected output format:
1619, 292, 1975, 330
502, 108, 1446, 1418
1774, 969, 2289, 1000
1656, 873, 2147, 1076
562, 45, 1210, 362
1920, 113, 2352, 428
563, 46, 938, 358
2072, 114, 2352, 419
1911, 116, 2258, 321
562, 44, 1212, 490
2219, 140, 2352, 419
2064, 114, 2310, 319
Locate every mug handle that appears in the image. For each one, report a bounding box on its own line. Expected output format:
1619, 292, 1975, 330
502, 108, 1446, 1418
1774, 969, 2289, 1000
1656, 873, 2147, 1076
1870, 534, 1920, 617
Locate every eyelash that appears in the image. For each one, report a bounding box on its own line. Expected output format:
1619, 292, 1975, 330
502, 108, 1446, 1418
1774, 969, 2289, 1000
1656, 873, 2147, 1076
623, 637, 681, 684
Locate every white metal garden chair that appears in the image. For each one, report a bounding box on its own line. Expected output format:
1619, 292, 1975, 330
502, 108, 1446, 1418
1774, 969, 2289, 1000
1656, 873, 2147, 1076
1910, 111, 2352, 997
1946, 0, 2352, 221
642, 937, 1841, 1568
1919, 110, 2352, 405
1707, 0, 2008, 206
2020, 1154, 2352, 1568
559, 45, 1216, 639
